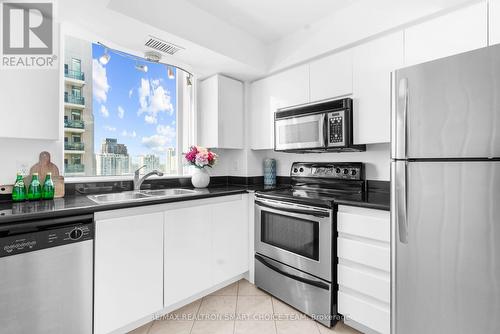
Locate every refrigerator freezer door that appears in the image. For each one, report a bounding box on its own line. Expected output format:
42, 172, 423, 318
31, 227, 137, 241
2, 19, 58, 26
392, 161, 500, 334
392, 45, 500, 159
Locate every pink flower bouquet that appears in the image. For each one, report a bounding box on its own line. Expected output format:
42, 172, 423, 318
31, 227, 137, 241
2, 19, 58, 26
184, 146, 218, 169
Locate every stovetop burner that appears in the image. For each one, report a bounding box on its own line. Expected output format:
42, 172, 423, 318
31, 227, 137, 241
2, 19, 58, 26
257, 162, 366, 208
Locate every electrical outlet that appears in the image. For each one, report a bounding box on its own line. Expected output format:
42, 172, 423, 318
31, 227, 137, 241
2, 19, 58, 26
0, 185, 13, 195
15, 161, 30, 176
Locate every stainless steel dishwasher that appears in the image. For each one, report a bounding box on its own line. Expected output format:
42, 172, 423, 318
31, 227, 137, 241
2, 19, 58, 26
0, 214, 94, 334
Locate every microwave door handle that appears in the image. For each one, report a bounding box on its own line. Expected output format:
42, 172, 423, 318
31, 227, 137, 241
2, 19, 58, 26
255, 254, 330, 290
322, 113, 328, 148
255, 200, 330, 218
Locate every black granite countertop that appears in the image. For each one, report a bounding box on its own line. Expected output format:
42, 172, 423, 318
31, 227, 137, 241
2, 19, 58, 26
0, 183, 290, 225
0, 178, 388, 226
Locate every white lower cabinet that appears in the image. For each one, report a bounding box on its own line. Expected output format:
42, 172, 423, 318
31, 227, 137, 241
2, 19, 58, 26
94, 194, 249, 334
94, 210, 164, 334
164, 204, 214, 306
337, 205, 390, 334
212, 196, 248, 284
163, 194, 249, 308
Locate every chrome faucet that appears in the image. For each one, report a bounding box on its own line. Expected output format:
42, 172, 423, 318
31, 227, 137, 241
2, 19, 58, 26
134, 165, 164, 190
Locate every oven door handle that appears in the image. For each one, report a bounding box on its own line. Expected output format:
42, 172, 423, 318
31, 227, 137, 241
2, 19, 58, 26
255, 200, 331, 218
255, 254, 330, 290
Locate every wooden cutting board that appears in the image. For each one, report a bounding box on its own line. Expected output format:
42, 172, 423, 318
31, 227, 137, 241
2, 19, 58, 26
24, 151, 65, 198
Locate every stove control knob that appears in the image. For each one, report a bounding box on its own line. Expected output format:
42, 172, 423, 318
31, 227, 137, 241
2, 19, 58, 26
293, 168, 298, 173
299, 167, 304, 173
351, 170, 357, 176
343, 169, 349, 175
335, 168, 341, 174
69, 228, 83, 240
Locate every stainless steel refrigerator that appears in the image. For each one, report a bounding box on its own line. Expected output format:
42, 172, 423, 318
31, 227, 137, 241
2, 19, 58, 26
391, 44, 500, 334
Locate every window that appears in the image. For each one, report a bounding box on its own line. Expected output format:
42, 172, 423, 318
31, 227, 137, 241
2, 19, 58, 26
63, 36, 193, 178
71, 110, 81, 120
71, 58, 81, 73
71, 86, 81, 97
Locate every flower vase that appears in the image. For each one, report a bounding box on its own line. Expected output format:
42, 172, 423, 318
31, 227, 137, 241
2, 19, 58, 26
192, 168, 210, 188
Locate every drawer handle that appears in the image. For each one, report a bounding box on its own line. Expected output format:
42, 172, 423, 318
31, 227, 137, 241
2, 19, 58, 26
255, 254, 330, 290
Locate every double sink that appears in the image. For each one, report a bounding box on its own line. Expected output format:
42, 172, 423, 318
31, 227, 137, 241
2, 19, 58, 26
87, 188, 201, 204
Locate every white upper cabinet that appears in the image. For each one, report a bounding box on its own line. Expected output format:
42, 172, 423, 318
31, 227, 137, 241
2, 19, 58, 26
352, 32, 404, 144
0, 69, 60, 140
268, 64, 310, 109
490, 0, 500, 45
250, 78, 273, 150
94, 211, 164, 334
404, 2, 488, 66
250, 65, 309, 150
198, 74, 244, 149
309, 49, 353, 102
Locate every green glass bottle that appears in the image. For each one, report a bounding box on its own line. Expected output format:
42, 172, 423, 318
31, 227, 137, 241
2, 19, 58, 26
42, 172, 55, 200
27, 173, 42, 201
12, 173, 26, 202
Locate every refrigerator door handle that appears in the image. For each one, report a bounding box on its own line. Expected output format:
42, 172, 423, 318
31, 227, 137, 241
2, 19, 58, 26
393, 77, 408, 159
395, 161, 408, 243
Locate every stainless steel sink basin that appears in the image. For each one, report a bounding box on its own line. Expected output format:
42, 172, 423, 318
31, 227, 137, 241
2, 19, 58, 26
88, 191, 151, 204
87, 188, 199, 204
142, 189, 198, 197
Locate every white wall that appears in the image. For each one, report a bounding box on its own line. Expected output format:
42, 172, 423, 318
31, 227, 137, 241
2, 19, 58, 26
0, 139, 63, 185
248, 144, 390, 181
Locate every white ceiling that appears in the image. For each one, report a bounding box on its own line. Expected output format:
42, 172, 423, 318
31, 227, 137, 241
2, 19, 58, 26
184, 0, 357, 43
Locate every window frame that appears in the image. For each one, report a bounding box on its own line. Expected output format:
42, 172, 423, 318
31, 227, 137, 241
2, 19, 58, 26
62, 35, 196, 182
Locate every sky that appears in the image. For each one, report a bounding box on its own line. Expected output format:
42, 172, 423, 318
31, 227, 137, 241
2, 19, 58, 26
92, 43, 177, 164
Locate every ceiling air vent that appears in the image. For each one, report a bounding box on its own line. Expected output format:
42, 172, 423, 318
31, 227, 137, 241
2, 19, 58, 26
145, 36, 184, 55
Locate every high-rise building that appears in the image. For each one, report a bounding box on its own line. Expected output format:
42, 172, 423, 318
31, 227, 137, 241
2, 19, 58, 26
95, 138, 130, 176
165, 147, 177, 175
63, 36, 94, 176
139, 154, 160, 174
101, 138, 128, 155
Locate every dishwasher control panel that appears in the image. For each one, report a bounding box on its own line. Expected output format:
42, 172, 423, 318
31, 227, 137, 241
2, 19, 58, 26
0, 222, 94, 258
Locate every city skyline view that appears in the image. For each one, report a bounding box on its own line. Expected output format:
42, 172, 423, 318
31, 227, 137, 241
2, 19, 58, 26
92, 43, 178, 172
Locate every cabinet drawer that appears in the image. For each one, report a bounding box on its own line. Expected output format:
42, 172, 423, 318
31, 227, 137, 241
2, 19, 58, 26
338, 264, 390, 303
338, 291, 390, 334
337, 210, 389, 242
337, 237, 390, 272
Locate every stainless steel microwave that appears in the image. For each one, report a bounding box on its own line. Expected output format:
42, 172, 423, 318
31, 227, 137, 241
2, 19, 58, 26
274, 98, 366, 152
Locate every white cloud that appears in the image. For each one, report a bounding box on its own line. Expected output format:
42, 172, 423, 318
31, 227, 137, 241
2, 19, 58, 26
157, 124, 175, 137
93, 59, 110, 103
117, 106, 125, 119
144, 114, 157, 124
137, 78, 174, 124
121, 130, 137, 138
141, 124, 176, 152
103, 125, 116, 132
128, 89, 133, 98
100, 105, 109, 118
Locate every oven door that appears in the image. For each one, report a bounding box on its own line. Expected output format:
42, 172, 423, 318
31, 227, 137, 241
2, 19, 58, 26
275, 113, 326, 151
255, 198, 333, 281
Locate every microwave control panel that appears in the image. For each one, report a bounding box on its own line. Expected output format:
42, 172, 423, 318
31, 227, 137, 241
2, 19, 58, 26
328, 110, 345, 147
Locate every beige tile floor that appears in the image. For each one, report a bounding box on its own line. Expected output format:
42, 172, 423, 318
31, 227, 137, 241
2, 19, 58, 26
128, 279, 361, 334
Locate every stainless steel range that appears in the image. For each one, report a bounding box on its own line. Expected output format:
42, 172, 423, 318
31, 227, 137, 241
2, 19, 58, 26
254, 162, 364, 327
